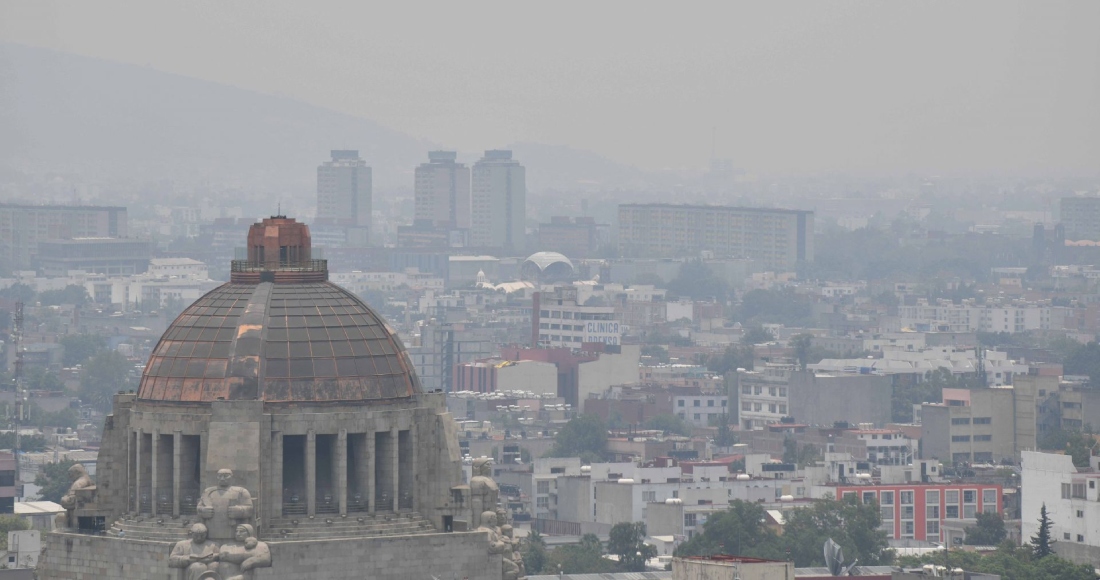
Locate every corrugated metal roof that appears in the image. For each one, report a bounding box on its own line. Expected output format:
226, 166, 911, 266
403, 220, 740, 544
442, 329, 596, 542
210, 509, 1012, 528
528, 574, 671, 580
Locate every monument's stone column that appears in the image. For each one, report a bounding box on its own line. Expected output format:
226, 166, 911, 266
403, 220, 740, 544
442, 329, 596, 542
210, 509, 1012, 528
150, 430, 159, 516
306, 429, 317, 516
337, 428, 348, 516
134, 428, 143, 513
367, 428, 376, 515
390, 426, 399, 512
173, 430, 182, 517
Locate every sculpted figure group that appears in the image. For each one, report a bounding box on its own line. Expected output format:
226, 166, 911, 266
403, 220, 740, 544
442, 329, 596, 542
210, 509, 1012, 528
169, 470, 271, 580
55, 464, 96, 530
471, 461, 525, 580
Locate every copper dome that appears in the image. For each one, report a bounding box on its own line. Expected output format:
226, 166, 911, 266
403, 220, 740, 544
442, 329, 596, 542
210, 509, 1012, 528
137, 217, 421, 404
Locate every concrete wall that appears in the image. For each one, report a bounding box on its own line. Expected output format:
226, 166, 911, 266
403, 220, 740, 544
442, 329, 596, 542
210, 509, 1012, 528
577, 345, 640, 413
788, 371, 892, 427
673, 557, 794, 580
498, 361, 558, 396
555, 476, 592, 523
920, 404, 951, 461
41, 531, 500, 580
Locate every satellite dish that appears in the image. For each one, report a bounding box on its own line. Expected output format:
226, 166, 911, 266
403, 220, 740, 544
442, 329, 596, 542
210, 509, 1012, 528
823, 538, 858, 576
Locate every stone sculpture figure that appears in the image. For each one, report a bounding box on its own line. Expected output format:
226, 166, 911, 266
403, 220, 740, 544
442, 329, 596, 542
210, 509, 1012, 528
218, 524, 272, 580
501, 524, 525, 579
56, 464, 95, 529
197, 469, 255, 541
169, 523, 219, 580
477, 510, 519, 580
468, 458, 499, 528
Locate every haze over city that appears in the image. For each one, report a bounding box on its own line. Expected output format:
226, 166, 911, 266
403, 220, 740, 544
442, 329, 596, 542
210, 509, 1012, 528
1, 3, 1100, 580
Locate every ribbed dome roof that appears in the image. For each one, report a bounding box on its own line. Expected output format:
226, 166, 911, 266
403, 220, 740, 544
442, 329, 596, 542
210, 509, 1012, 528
137, 281, 420, 404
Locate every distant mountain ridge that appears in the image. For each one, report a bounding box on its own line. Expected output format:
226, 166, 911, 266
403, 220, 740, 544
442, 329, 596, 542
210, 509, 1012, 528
0, 44, 647, 192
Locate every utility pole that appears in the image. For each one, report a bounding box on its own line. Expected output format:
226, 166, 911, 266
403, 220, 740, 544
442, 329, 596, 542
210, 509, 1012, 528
11, 302, 24, 500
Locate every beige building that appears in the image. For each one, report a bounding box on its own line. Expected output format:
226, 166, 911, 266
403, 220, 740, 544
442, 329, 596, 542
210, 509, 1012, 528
471, 150, 525, 253
921, 379, 1039, 464
618, 204, 813, 271
414, 151, 471, 230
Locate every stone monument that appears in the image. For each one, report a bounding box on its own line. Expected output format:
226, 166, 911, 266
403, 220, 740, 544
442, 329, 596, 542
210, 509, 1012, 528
169, 523, 219, 580
197, 469, 255, 541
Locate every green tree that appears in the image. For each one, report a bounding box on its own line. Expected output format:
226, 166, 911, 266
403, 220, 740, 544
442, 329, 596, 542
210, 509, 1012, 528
741, 325, 775, 345
545, 534, 616, 574
791, 333, 813, 370
608, 522, 656, 572
781, 494, 892, 567
80, 350, 133, 411
38, 285, 89, 307
964, 511, 1008, 545
645, 413, 691, 436
0, 432, 48, 452
668, 260, 729, 302
0, 515, 29, 550
704, 344, 754, 375
675, 500, 781, 559
26, 367, 65, 391
34, 459, 78, 503
640, 345, 670, 364
1031, 503, 1053, 559
545, 415, 609, 463
1065, 432, 1098, 468
713, 413, 737, 447
1063, 341, 1100, 387
0, 283, 36, 303
59, 334, 107, 367
521, 529, 547, 575
738, 289, 814, 326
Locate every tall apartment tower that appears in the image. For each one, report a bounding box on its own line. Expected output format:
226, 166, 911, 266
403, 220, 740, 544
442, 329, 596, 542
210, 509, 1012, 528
316, 150, 372, 246
471, 150, 525, 254
414, 151, 471, 229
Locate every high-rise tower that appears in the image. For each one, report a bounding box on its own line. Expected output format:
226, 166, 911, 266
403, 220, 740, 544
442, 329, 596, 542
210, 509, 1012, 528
414, 151, 470, 230
470, 150, 525, 253
316, 150, 372, 246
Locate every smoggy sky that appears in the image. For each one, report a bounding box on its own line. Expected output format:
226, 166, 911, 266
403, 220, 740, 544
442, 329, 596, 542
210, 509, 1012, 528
2, 1, 1098, 175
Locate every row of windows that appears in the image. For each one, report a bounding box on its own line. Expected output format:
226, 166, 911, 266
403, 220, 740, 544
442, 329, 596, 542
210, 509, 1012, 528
951, 417, 993, 425
741, 402, 787, 414
870, 488, 996, 507
741, 386, 788, 397
678, 399, 726, 407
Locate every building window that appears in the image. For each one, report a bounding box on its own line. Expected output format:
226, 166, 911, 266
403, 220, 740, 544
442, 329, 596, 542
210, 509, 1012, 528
779, 405, 787, 414
881, 506, 893, 521
946, 490, 959, 504
880, 491, 894, 505
694, 414, 701, 421
1072, 483, 1086, 499
678, 400, 685, 407
926, 489, 939, 505
902, 506, 914, 519
946, 506, 959, 519
537, 481, 550, 494
537, 497, 549, 508
1062, 483, 1071, 499
643, 491, 656, 502
982, 489, 996, 506
707, 400, 715, 407
742, 402, 752, 411
685, 514, 697, 527
693, 400, 701, 407
900, 491, 914, 505
973, 417, 992, 424
963, 490, 976, 504
973, 435, 992, 442
903, 521, 914, 536
951, 418, 971, 425
1078, 535, 1085, 543
742, 386, 751, 395
964, 505, 976, 519
926, 520, 940, 536
951, 435, 970, 442
863, 492, 876, 505
1065, 533, 1072, 540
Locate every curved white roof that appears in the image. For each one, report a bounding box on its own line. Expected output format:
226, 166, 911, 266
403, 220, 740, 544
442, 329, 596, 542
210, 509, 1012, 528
523, 251, 574, 271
